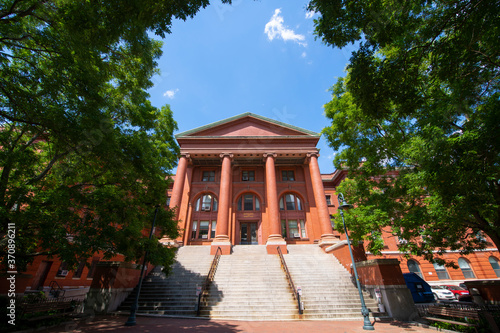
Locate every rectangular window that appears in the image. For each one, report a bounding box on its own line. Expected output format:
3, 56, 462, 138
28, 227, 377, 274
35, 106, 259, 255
244, 194, 253, 210
86, 258, 100, 279
281, 220, 287, 238
242, 170, 255, 181
191, 221, 198, 239
282, 170, 295, 181
73, 260, 86, 279
300, 220, 306, 238
211, 221, 217, 238
285, 194, 296, 210
202, 195, 212, 211
288, 220, 299, 238
56, 262, 69, 277
198, 221, 210, 239
433, 263, 450, 280
326, 195, 332, 205
462, 270, 475, 279
202, 170, 215, 182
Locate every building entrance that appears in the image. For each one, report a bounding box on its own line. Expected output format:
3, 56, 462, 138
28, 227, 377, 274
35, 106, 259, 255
240, 222, 258, 245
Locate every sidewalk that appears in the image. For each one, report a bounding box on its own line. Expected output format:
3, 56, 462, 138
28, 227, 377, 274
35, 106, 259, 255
37, 315, 440, 333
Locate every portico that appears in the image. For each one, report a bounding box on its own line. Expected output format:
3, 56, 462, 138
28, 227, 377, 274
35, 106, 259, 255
168, 113, 339, 254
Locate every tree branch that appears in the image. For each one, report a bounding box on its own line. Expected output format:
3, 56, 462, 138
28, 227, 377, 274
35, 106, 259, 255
0, 0, 44, 22
26, 150, 69, 186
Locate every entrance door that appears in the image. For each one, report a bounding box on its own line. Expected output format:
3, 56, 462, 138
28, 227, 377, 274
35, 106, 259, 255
240, 222, 258, 245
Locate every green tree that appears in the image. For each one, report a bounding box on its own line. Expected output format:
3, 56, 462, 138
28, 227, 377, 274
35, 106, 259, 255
0, 0, 229, 272
309, 0, 500, 262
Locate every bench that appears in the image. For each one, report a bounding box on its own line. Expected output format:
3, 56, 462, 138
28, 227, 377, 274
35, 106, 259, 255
423, 306, 480, 332
20, 297, 82, 321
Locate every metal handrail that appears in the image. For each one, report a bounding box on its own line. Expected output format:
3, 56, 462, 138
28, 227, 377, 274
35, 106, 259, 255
277, 246, 303, 315
196, 246, 222, 316
49, 280, 65, 298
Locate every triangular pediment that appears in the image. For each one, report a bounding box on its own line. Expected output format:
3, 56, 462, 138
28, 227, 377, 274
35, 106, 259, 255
176, 113, 319, 138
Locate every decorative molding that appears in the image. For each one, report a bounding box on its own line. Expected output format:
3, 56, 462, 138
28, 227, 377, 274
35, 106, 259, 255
305, 151, 320, 164
219, 153, 234, 161
263, 152, 277, 161
180, 153, 192, 164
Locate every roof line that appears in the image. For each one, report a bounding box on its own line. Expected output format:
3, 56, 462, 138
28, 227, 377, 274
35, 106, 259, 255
175, 112, 320, 138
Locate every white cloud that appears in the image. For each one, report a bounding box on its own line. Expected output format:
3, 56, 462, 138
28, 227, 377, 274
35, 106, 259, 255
163, 88, 179, 99
264, 8, 307, 47
301, 51, 307, 58
305, 11, 315, 19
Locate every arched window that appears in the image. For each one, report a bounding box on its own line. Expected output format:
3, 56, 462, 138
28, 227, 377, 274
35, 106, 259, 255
433, 262, 450, 280
237, 194, 260, 211
194, 194, 218, 212
489, 257, 500, 277
279, 193, 303, 211
458, 258, 476, 279
407, 260, 423, 279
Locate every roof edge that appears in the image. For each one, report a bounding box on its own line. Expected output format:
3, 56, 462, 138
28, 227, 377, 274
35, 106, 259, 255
175, 112, 319, 138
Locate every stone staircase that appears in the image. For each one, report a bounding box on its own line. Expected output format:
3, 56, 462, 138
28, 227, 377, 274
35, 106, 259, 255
116, 244, 379, 320
284, 244, 379, 320
116, 245, 212, 316
198, 245, 299, 320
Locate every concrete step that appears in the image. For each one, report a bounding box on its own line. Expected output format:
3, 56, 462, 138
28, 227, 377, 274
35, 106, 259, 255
116, 244, 381, 321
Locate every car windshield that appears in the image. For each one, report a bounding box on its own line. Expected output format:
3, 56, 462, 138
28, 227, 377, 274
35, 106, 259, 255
446, 286, 463, 290
432, 286, 445, 289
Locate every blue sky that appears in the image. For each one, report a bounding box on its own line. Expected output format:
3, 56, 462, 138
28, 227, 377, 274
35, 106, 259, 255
148, 0, 357, 174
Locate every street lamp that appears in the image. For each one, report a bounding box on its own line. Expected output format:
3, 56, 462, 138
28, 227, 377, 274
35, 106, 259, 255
337, 193, 374, 331
125, 205, 160, 326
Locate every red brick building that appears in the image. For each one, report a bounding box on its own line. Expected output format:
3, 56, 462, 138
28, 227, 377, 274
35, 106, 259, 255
168, 112, 500, 286
3, 112, 499, 298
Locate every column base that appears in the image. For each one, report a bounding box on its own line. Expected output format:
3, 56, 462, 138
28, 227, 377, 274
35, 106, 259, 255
266, 234, 287, 254
318, 234, 340, 250
211, 235, 232, 255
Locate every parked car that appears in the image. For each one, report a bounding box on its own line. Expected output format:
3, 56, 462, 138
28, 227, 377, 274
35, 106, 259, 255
441, 285, 469, 299
430, 285, 455, 301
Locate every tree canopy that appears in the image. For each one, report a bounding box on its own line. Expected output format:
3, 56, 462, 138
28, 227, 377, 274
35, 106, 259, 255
309, 0, 500, 262
0, 0, 229, 271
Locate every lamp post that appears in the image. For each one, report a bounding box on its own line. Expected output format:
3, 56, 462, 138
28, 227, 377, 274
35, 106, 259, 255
125, 205, 160, 326
337, 193, 374, 331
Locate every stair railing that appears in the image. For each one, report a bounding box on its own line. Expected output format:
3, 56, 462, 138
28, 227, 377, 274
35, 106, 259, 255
49, 280, 65, 298
196, 246, 222, 316
277, 246, 303, 315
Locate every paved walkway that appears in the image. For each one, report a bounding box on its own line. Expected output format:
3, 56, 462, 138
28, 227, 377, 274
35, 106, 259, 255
37, 315, 441, 333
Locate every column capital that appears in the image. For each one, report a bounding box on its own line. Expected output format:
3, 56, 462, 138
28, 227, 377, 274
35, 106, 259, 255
263, 152, 277, 161
220, 152, 233, 160
180, 153, 192, 163
306, 151, 320, 162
